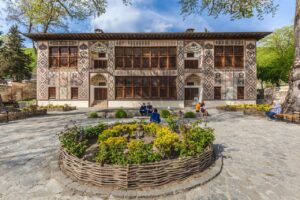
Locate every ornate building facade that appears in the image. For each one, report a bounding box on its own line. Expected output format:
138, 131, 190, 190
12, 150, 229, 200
27, 32, 270, 108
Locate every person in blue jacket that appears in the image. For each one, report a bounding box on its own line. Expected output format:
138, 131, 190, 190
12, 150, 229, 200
150, 108, 161, 123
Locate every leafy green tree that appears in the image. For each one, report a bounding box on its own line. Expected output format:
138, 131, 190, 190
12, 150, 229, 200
5, 0, 131, 53
179, 0, 278, 20
179, 0, 300, 112
257, 26, 294, 87
6, 0, 131, 33
0, 25, 32, 82
0, 31, 3, 47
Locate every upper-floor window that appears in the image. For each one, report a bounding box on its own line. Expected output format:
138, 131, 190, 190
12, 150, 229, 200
49, 46, 78, 68
92, 52, 107, 69
115, 76, 177, 99
184, 60, 198, 69
214, 46, 244, 69
115, 47, 177, 69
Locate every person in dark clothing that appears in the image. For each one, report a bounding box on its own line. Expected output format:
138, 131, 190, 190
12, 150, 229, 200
146, 102, 153, 116
150, 108, 161, 123
139, 103, 147, 116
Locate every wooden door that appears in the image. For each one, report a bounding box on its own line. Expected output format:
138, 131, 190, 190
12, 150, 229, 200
185, 88, 199, 100
94, 88, 107, 100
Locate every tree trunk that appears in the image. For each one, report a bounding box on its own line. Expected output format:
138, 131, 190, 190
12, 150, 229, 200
283, 0, 300, 113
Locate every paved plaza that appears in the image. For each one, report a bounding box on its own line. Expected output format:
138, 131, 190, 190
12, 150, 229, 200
0, 109, 300, 200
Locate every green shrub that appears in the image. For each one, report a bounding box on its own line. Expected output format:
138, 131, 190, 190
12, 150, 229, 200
61, 122, 215, 165
88, 112, 98, 118
115, 109, 127, 118
166, 115, 178, 131
153, 131, 180, 158
184, 111, 196, 118
127, 140, 161, 164
96, 137, 127, 165
160, 109, 171, 118
84, 123, 107, 138
59, 126, 88, 158
179, 123, 214, 157
97, 123, 138, 142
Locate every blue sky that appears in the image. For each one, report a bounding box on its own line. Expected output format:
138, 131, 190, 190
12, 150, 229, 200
0, 0, 296, 46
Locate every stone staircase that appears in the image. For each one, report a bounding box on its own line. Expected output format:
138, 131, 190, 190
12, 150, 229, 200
92, 100, 108, 109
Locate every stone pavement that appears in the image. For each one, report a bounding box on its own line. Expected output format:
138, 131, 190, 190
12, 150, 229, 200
0, 109, 300, 200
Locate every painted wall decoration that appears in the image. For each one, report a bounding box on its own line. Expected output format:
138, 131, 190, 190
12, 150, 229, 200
236, 72, 245, 86
177, 40, 185, 100
214, 73, 222, 85
90, 42, 108, 53
47, 71, 58, 86
184, 41, 204, 69
245, 41, 257, 100
90, 74, 107, 86
70, 72, 83, 86
37, 42, 49, 100
202, 42, 214, 100
107, 41, 115, 100
185, 74, 201, 86
78, 41, 90, 99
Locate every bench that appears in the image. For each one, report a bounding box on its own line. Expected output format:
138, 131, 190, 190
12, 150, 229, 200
275, 113, 300, 123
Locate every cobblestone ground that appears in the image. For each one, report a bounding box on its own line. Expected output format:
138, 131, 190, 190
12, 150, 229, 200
0, 109, 300, 200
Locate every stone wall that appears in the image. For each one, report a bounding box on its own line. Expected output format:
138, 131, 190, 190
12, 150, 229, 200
0, 81, 36, 102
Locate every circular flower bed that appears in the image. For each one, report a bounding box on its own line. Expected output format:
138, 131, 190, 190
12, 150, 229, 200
59, 121, 215, 189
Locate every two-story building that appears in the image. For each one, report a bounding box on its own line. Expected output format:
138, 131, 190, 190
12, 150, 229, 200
26, 30, 270, 108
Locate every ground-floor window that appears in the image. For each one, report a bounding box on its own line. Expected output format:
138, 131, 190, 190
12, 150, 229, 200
48, 87, 56, 99
214, 87, 221, 100
185, 88, 198, 100
237, 87, 244, 100
71, 87, 78, 99
115, 76, 177, 99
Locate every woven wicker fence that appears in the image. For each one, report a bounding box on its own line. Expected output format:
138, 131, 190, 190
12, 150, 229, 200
59, 144, 214, 189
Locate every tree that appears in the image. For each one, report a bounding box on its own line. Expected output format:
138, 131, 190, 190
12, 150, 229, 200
0, 25, 32, 82
5, 0, 131, 33
5, 0, 131, 53
179, 0, 300, 112
257, 26, 294, 87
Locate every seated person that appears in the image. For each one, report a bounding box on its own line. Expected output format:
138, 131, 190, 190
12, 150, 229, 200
146, 102, 153, 115
195, 102, 201, 112
266, 102, 282, 120
139, 103, 147, 116
200, 101, 209, 116
150, 108, 161, 124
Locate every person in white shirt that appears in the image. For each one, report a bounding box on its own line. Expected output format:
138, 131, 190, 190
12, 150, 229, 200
266, 102, 282, 120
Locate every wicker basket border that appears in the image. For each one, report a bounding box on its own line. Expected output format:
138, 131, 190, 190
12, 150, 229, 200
59, 144, 214, 190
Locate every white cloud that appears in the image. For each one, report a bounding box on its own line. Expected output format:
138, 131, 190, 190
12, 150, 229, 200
91, 0, 212, 32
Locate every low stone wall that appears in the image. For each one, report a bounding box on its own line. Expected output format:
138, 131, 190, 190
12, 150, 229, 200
243, 108, 265, 117
59, 144, 214, 190
0, 81, 36, 101
47, 107, 76, 112
216, 106, 244, 112
0, 109, 47, 123
217, 107, 266, 117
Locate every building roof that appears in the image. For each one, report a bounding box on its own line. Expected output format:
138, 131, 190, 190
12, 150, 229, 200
24, 32, 271, 41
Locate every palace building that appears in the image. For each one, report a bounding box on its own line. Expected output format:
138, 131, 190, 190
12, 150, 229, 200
26, 30, 270, 108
